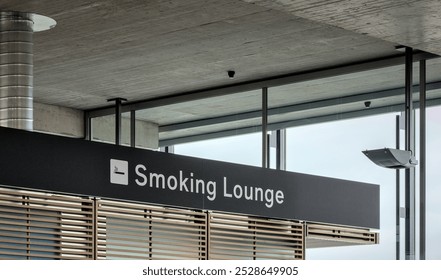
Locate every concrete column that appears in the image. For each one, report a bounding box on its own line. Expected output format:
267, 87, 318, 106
0, 11, 55, 131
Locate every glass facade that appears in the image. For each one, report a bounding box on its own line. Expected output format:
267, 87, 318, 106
174, 104, 441, 259
4, 49, 439, 260
285, 113, 396, 259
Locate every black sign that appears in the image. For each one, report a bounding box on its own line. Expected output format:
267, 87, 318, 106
0, 127, 379, 228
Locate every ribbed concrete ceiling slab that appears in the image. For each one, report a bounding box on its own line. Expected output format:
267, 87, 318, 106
1, 0, 398, 110
244, 0, 441, 55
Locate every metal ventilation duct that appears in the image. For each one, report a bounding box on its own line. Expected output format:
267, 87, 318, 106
0, 11, 55, 131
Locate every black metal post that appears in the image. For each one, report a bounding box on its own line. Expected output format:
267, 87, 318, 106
404, 47, 416, 260
108, 98, 127, 146
130, 110, 136, 148
115, 99, 122, 146
420, 59, 427, 260
262, 87, 268, 168
276, 130, 281, 170
84, 111, 92, 141
395, 115, 400, 260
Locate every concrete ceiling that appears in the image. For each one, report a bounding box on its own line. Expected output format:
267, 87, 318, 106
245, 0, 441, 56
1, 1, 440, 144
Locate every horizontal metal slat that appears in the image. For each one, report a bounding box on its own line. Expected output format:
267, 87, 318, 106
0, 243, 92, 257
97, 243, 205, 255
0, 225, 92, 239
0, 249, 91, 260
210, 239, 302, 250
210, 229, 300, 242
98, 222, 205, 235
97, 227, 205, 240
0, 212, 92, 227
97, 239, 205, 251
97, 216, 206, 231
99, 200, 205, 217
96, 231, 205, 245
0, 219, 93, 234
0, 207, 93, 221
0, 188, 92, 203
0, 201, 92, 216
306, 223, 377, 244
98, 209, 206, 223
308, 228, 376, 240
0, 238, 93, 251
209, 218, 302, 231
209, 244, 299, 257
210, 224, 302, 238
0, 232, 93, 245
210, 213, 302, 226
98, 249, 204, 260
0, 196, 93, 210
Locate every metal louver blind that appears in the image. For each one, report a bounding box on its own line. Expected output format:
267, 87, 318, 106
306, 223, 379, 248
0, 187, 94, 260
208, 212, 304, 260
96, 199, 207, 260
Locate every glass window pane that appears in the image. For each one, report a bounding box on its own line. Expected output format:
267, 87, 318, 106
286, 113, 396, 259
426, 105, 441, 259
174, 133, 261, 167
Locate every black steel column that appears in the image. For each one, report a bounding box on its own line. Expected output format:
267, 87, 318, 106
419, 59, 427, 260
108, 98, 127, 146
130, 110, 136, 148
84, 111, 92, 141
404, 47, 416, 260
262, 87, 268, 168
395, 115, 400, 260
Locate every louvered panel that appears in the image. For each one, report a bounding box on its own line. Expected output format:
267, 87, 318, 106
306, 223, 379, 248
208, 212, 304, 260
0, 187, 94, 260
97, 199, 207, 260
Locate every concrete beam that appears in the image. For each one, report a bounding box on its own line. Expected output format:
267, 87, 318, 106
34, 102, 84, 138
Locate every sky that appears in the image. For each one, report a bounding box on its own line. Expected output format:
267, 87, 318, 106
174, 107, 441, 260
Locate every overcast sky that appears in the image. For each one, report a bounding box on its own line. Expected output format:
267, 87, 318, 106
175, 107, 441, 260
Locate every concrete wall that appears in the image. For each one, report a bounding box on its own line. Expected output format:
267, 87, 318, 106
34, 102, 84, 138
33, 102, 159, 149
91, 115, 159, 149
